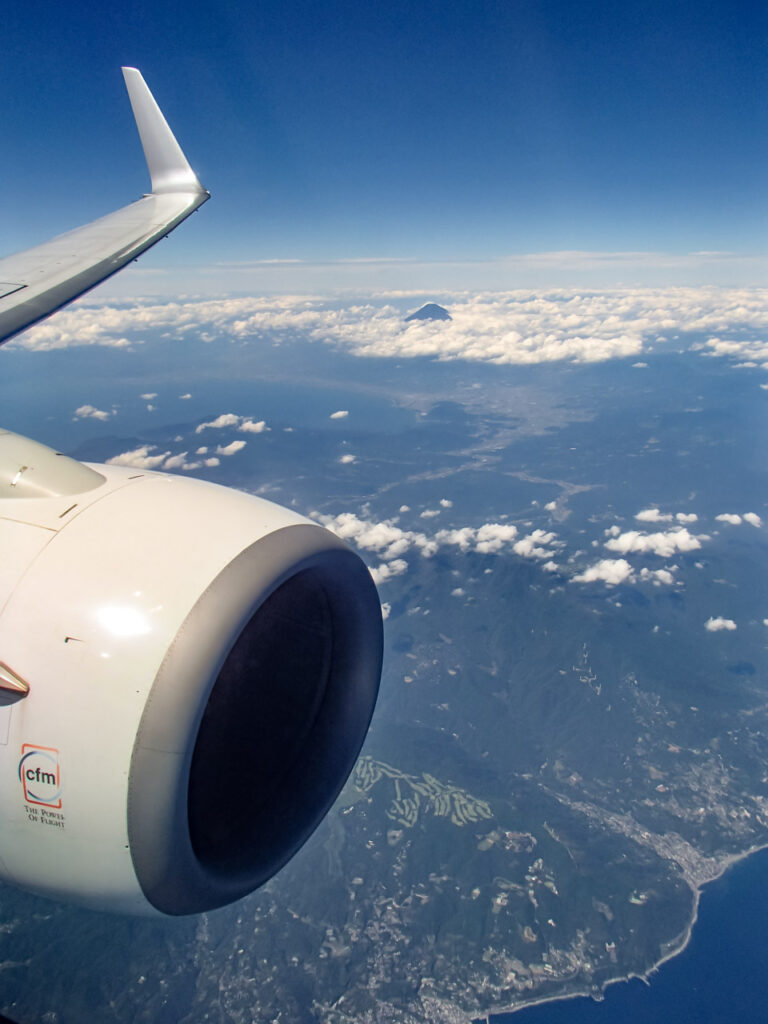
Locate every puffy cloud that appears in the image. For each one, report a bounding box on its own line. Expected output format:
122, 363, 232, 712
572, 559, 634, 586
639, 567, 677, 586
330, 410, 349, 419
195, 413, 240, 433
704, 617, 737, 632
635, 509, 698, 525
715, 512, 762, 528
339, 454, 356, 464
215, 440, 247, 457
314, 513, 555, 567
470, 523, 521, 554
635, 508, 672, 523
420, 509, 441, 518
316, 513, 428, 560
179, 393, 192, 400
74, 404, 111, 421
451, 588, 466, 597
513, 529, 558, 560
106, 445, 170, 469
239, 419, 268, 433
195, 414, 269, 437
433, 527, 477, 551
140, 393, 157, 401
15, 288, 768, 368
440, 498, 453, 508
700, 334, 768, 364
381, 602, 391, 620
605, 527, 706, 558
104, 445, 222, 472
370, 559, 408, 585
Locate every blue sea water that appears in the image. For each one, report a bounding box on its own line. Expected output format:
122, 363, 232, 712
497, 846, 768, 1023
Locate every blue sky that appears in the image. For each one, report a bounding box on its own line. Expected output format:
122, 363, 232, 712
3, 0, 768, 290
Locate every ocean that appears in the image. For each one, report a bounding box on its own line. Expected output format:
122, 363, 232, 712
495, 845, 768, 1023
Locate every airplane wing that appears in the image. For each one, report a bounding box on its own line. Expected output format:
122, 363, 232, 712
0, 67, 209, 347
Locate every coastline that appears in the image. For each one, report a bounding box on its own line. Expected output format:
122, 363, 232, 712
481, 838, 768, 1023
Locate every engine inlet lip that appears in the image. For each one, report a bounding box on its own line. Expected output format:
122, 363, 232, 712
127, 523, 382, 915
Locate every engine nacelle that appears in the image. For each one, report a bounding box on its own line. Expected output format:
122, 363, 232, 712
0, 431, 382, 915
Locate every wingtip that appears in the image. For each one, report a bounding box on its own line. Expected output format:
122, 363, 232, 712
122, 68, 205, 196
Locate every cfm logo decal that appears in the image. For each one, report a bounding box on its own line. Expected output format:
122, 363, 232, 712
18, 744, 62, 808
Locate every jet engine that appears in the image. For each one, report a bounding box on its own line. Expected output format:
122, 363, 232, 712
0, 430, 382, 915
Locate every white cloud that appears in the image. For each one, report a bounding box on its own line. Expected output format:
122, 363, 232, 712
162, 452, 189, 469
513, 529, 558, 560
716, 513, 742, 525
700, 334, 768, 364
470, 523, 521, 554
106, 445, 170, 469
635, 509, 698, 525
239, 419, 268, 433
195, 413, 241, 433
179, 393, 192, 400
73, 404, 111, 421
744, 512, 763, 528
203, 457, 220, 467
420, 509, 441, 518
605, 527, 706, 558
330, 410, 349, 419
704, 617, 737, 632
451, 588, 465, 597
381, 602, 391, 620
140, 393, 157, 400
339, 454, 356, 464
635, 508, 672, 523
196, 446, 208, 454
313, 513, 553, 567
572, 559, 634, 586
215, 440, 247, 457
440, 498, 453, 508
370, 559, 408, 585
16, 288, 768, 368
639, 567, 677, 586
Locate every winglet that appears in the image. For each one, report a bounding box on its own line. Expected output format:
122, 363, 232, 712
122, 67, 205, 195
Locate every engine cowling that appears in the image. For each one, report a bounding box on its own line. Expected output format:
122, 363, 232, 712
0, 431, 382, 915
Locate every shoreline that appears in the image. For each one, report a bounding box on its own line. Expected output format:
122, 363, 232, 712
480, 838, 768, 1022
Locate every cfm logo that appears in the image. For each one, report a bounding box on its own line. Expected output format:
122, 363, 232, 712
18, 744, 62, 808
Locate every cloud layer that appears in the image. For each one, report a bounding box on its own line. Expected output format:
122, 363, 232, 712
14, 288, 768, 369
313, 512, 561, 584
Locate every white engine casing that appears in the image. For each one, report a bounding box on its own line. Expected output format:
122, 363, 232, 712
0, 433, 382, 915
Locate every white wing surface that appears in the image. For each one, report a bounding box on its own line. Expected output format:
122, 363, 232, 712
0, 68, 208, 347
